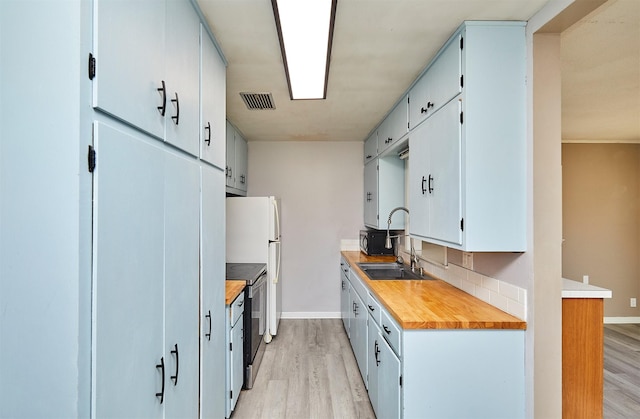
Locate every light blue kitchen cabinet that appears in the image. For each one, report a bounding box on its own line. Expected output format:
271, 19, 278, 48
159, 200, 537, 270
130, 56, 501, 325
409, 99, 462, 246
367, 309, 381, 417
93, 0, 166, 139
201, 164, 227, 419
377, 95, 409, 155
409, 35, 462, 129
200, 24, 227, 170
409, 21, 527, 251
225, 291, 245, 418
225, 120, 248, 195
94, 0, 202, 156
164, 151, 201, 418
348, 271, 369, 388
340, 258, 351, 335
92, 122, 165, 418
364, 156, 405, 230
364, 131, 378, 164
164, 0, 201, 156
342, 263, 525, 418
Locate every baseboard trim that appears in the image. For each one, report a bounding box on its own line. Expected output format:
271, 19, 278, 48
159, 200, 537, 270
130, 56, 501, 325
281, 312, 341, 319
604, 316, 640, 324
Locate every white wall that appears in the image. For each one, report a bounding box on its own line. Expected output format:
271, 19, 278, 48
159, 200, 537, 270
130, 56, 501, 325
247, 141, 363, 316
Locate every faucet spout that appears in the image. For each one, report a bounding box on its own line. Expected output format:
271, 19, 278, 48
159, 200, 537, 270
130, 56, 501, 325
385, 207, 418, 270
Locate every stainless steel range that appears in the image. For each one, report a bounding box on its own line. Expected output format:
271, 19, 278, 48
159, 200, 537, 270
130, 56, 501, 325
226, 263, 267, 389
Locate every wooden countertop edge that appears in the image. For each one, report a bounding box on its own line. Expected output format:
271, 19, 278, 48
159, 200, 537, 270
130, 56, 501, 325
225, 280, 246, 305
342, 251, 527, 330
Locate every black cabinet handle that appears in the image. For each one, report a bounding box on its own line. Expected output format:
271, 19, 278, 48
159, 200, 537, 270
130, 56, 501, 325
341, 280, 346, 290
156, 357, 165, 404
171, 344, 179, 386
428, 174, 434, 193
420, 102, 435, 114
386, 137, 392, 144
421, 176, 427, 194
157, 81, 166, 116
366, 192, 372, 202
204, 122, 211, 146
374, 340, 380, 366
205, 310, 212, 341
240, 174, 246, 184
368, 304, 375, 312
366, 154, 372, 159
171, 92, 179, 125
383, 325, 391, 335
238, 300, 244, 308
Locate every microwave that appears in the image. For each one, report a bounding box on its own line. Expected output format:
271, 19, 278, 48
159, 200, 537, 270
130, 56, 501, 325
360, 229, 400, 256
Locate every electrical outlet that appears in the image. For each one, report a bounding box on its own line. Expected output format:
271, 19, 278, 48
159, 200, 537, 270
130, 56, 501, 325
631, 298, 637, 308
462, 252, 473, 270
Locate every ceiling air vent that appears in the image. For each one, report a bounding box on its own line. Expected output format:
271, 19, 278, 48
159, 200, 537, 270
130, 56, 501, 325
240, 92, 276, 110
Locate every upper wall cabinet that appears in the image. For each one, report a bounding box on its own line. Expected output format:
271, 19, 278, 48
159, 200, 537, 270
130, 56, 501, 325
378, 95, 409, 156
364, 131, 378, 164
93, 0, 165, 139
409, 35, 462, 130
200, 25, 227, 170
226, 121, 248, 196
409, 22, 526, 252
93, 0, 204, 156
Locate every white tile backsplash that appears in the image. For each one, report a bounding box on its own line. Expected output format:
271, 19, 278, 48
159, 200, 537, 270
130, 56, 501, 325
404, 250, 527, 321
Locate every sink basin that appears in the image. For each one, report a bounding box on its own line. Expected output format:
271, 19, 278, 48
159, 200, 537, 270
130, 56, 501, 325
357, 262, 435, 280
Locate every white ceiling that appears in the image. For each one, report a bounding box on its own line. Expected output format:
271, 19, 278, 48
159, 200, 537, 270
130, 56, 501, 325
197, 0, 640, 144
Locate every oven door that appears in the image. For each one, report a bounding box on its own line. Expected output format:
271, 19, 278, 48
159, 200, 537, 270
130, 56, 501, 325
248, 271, 267, 362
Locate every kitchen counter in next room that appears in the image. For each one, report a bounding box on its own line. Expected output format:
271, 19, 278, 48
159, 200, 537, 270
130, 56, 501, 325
341, 251, 526, 330
225, 281, 246, 305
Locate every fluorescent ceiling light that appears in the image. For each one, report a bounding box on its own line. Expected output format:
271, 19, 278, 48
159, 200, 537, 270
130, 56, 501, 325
272, 0, 337, 100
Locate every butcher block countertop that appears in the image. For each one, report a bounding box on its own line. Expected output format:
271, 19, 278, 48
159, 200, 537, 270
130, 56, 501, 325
225, 280, 246, 305
342, 251, 526, 330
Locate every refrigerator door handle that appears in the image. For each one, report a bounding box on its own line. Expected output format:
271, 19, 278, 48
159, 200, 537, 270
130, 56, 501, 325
272, 198, 281, 241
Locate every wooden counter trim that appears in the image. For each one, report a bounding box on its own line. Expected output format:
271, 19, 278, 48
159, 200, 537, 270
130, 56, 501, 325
342, 251, 526, 330
225, 280, 246, 305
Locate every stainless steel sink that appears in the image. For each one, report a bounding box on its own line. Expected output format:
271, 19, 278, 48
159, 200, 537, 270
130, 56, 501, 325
357, 262, 435, 280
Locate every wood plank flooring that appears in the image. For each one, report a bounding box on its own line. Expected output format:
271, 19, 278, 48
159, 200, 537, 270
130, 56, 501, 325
604, 324, 640, 418
231, 319, 375, 419
232, 321, 640, 419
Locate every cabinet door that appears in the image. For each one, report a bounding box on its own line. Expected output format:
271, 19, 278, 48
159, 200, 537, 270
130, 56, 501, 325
363, 161, 378, 227
93, 122, 164, 417
367, 317, 381, 417
93, 0, 165, 139
201, 165, 226, 418
234, 133, 248, 192
201, 25, 227, 169
225, 121, 236, 187
352, 290, 368, 386
408, 121, 430, 238
378, 96, 408, 155
164, 0, 200, 156
378, 335, 401, 419
340, 271, 350, 335
164, 152, 200, 418
364, 131, 377, 164
426, 34, 462, 115
428, 99, 462, 246
409, 72, 430, 130
230, 317, 244, 412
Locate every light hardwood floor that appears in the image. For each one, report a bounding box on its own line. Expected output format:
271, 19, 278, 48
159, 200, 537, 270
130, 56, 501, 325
604, 324, 640, 418
231, 319, 375, 419
232, 321, 640, 419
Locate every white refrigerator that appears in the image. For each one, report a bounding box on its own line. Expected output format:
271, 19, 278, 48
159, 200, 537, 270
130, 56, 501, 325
226, 196, 282, 341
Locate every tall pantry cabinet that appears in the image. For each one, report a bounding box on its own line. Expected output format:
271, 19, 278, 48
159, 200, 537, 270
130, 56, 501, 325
0, 1, 228, 418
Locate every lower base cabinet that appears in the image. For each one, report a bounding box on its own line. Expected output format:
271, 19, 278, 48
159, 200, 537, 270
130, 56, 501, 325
226, 291, 245, 418
342, 260, 525, 418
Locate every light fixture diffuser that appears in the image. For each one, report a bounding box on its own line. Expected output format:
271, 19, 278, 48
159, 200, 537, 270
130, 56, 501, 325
272, 0, 337, 100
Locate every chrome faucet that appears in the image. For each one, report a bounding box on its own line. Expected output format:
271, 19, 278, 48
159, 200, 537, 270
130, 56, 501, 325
385, 207, 419, 271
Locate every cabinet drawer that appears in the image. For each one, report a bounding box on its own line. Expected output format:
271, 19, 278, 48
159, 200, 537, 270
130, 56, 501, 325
349, 270, 368, 302
229, 291, 245, 327
366, 292, 382, 327
380, 308, 401, 356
